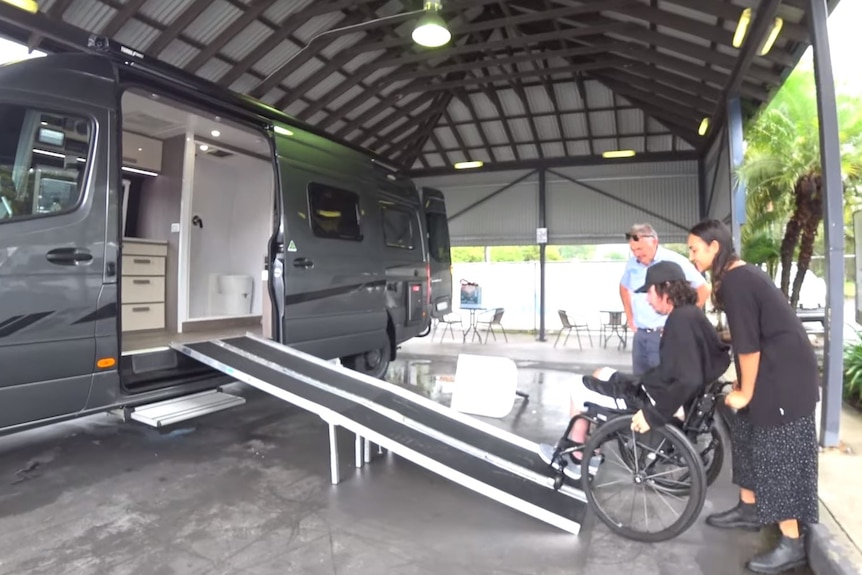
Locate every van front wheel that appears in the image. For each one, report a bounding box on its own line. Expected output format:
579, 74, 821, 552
341, 337, 391, 380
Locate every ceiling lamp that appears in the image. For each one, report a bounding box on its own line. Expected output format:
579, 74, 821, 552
2, 0, 38, 13
732, 8, 751, 48
602, 150, 636, 159
412, 1, 451, 48
454, 160, 483, 169
759, 17, 784, 55
698, 117, 710, 136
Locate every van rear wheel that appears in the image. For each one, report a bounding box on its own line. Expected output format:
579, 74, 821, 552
341, 336, 391, 380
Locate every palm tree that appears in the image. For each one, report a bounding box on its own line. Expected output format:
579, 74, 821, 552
739, 66, 862, 307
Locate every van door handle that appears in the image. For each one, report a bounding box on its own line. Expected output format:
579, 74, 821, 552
292, 257, 314, 269
46, 248, 93, 266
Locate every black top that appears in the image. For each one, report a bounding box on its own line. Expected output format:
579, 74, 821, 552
640, 304, 731, 429
720, 264, 820, 427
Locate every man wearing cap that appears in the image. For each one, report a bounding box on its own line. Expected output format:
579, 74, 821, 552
620, 223, 710, 375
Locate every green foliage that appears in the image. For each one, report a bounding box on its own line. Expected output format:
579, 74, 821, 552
843, 336, 862, 401
451, 247, 485, 263
740, 66, 862, 301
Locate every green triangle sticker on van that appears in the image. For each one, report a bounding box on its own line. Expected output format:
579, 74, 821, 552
287, 240, 297, 252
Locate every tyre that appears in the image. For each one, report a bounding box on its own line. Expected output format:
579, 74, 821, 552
580, 415, 707, 543
341, 333, 391, 380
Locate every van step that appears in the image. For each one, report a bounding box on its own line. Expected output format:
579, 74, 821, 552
130, 390, 246, 428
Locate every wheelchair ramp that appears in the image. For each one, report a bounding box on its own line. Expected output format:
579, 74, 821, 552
171, 334, 588, 534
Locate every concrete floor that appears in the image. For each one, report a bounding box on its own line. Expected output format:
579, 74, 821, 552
0, 357, 812, 575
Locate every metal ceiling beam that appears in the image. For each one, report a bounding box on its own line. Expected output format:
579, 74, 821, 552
595, 68, 716, 116
443, 108, 476, 162
401, 58, 630, 92
409, 151, 700, 178
384, 43, 630, 83
432, 131, 679, 153
454, 90, 498, 162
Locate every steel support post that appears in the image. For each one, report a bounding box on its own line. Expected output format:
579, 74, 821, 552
538, 168, 547, 342
808, 0, 844, 447
726, 97, 746, 252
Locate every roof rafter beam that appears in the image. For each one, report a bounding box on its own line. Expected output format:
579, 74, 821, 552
454, 91, 497, 162
443, 108, 474, 162
401, 58, 630, 92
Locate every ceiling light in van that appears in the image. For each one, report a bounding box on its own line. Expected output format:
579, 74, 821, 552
211, 130, 221, 137
454, 160, 483, 169
199, 144, 209, 151
2, 0, 38, 13
274, 126, 294, 137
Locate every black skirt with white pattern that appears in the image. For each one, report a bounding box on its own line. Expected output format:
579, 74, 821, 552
726, 410, 819, 525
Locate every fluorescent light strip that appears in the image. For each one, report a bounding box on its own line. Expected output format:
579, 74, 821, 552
122, 166, 159, 177
602, 150, 636, 159
454, 160, 484, 169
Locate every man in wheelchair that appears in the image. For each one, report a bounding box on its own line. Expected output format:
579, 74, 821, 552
539, 261, 731, 480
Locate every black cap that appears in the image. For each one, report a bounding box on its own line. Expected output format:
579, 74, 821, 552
635, 261, 687, 293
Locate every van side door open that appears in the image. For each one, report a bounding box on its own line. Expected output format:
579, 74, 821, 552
422, 187, 453, 319
0, 55, 116, 429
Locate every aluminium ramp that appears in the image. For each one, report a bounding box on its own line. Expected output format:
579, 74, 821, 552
172, 336, 588, 535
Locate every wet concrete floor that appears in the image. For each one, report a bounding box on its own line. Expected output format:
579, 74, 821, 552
0, 358, 812, 575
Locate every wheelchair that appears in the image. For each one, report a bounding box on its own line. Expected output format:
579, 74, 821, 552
545, 374, 731, 543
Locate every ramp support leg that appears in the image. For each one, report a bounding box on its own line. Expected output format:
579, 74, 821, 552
364, 438, 372, 464
328, 422, 340, 485
355, 433, 364, 468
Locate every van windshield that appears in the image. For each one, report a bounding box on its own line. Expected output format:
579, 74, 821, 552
426, 211, 451, 265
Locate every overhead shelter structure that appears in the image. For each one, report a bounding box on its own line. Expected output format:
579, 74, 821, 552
0, 0, 845, 444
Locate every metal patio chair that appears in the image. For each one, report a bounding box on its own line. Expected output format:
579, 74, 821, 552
554, 310, 593, 350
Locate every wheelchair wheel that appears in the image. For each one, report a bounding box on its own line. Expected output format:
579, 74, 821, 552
580, 415, 706, 543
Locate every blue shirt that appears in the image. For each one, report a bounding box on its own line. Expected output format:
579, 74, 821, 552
620, 246, 706, 330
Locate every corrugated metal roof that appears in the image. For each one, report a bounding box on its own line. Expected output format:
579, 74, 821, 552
64, 0, 114, 32
160, 39, 198, 69
140, 0, 193, 26
221, 21, 271, 62
114, 19, 159, 50
27, 0, 820, 177
183, 0, 241, 45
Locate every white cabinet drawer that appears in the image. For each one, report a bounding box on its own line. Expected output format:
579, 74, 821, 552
123, 241, 168, 257
122, 276, 165, 303
122, 255, 165, 276
122, 303, 165, 332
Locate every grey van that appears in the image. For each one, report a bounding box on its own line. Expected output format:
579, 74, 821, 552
0, 36, 452, 434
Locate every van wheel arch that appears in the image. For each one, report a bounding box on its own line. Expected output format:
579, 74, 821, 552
340, 316, 395, 380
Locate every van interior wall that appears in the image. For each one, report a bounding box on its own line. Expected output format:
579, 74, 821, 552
188, 152, 272, 319
134, 134, 185, 333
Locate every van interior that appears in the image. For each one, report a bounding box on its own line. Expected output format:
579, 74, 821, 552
119, 88, 275, 361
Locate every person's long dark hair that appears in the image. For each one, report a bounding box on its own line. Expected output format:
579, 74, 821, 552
655, 280, 697, 307
688, 219, 739, 310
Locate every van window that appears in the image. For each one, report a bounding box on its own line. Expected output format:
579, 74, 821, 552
426, 211, 451, 264
307, 182, 363, 241
381, 204, 415, 250
0, 104, 90, 223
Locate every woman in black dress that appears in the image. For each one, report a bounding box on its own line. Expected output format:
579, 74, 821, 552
687, 220, 819, 574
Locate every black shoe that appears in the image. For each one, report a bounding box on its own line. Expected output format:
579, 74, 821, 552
746, 535, 807, 574
705, 500, 761, 531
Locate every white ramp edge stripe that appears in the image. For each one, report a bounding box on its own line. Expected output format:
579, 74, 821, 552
173, 343, 581, 535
